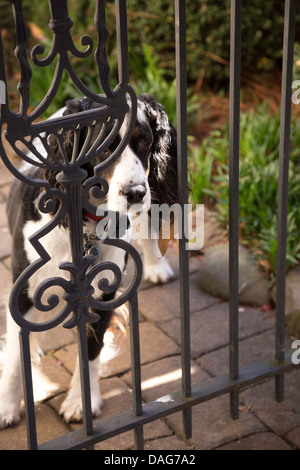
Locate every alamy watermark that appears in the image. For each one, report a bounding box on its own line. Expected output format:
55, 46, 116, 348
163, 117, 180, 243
95, 202, 204, 251
291, 340, 300, 365
0, 80, 6, 105
292, 80, 300, 104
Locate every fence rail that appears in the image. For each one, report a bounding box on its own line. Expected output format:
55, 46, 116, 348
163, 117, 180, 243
0, 0, 297, 450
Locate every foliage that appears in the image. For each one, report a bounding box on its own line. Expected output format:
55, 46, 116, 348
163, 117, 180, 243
189, 104, 300, 276
3, 0, 300, 278
125, 0, 300, 90
188, 130, 227, 205
3, 0, 299, 99
2, 0, 119, 116
132, 44, 198, 128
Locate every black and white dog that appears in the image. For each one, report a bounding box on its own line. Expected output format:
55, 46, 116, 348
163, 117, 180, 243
0, 94, 177, 428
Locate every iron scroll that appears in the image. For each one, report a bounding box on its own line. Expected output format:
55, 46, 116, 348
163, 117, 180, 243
0, 0, 143, 333
0, 0, 143, 448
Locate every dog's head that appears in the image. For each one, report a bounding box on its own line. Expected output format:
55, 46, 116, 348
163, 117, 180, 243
46, 94, 177, 221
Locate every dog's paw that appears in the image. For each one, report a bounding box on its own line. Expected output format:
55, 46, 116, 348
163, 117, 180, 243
0, 402, 21, 429
59, 396, 85, 423
60, 390, 103, 423
0, 381, 22, 428
32, 365, 60, 402
143, 258, 175, 284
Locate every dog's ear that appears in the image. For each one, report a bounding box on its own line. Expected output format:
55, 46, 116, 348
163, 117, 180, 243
138, 94, 178, 256
139, 94, 178, 208
63, 97, 93, 115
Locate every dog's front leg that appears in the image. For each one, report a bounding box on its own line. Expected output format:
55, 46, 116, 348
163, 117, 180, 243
0, 311, 23, 428
0, 307, 39, 428
140, 237, 174, 284
59, 354, 103, 423
136, 215, 174, 284
59, 302, 114, 423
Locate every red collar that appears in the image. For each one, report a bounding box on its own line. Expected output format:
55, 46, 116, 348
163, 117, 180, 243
86, 212, 106, 222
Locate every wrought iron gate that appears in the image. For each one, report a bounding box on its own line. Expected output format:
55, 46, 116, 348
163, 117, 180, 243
0, 0, 297, 450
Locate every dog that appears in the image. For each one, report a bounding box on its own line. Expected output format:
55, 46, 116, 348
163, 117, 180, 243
0, 93, 177, 427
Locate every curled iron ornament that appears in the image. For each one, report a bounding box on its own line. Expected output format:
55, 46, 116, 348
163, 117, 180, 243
0, 0, 143, 333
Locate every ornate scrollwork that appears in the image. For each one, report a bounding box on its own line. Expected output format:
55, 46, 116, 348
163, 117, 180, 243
0, 0, 142, 333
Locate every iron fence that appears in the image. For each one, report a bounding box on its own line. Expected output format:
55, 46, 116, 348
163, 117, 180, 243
0, 0, 297, 450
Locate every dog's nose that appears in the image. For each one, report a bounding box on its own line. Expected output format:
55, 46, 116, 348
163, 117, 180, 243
121, 183, 147, 204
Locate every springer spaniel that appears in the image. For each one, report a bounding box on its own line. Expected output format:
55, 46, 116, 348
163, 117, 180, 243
0, 93, 177, 427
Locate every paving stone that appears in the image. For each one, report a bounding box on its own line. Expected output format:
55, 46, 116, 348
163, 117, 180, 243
135, 322, 182, 363
36, 403, 71, 447
144, 435, 191, 450
101, 322, 180, 378
94, 430, 135, 450
198, 329, 291, 377
286, 426, 300, 448
240, 369, 300, 435
0, 187, 299, 451
0, 159, 15, 187
94, 418, 173, 451
36, 324, 77, 354
0, 226, 12, 259
94, 378, 173, 451
0, 305, 6, 338
0, 184, 11, 201
165, 395, 266, 450
160, 302, 275, 359
1, 257, 11, 272
49, 377, 134, 431
0, 403, 69, 450
55, 322, 180, 379
0, 418, 29, 450
138, 273, 218, 323
126, 242, 202, 292
37, 353, 72, 395
217, 431, 293, 450
0, 354, 70, 448
49, 376, 172, 450
100, 377, 136, 419
0, 202, 8, 228
54, 343, 77, 375
122, 355, 209, 403
121, 352, 267, 450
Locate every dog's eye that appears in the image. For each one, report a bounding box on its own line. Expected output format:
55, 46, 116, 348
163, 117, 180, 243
139, 139, 149, 150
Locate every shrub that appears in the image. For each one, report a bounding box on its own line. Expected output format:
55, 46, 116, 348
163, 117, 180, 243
125, 0, 300, 89
189, 103, 300, 276
5, 1, 300, 95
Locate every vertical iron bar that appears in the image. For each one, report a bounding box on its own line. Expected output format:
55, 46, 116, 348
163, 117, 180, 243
115, 0, 129, 86
229, 0, 242, 420
275, 0, 296, 402
129, 294, 144, 450
116, 0, 143, 448
19, 329, 38, 450
77, 321, 94, 438
175, 0, 192, 440
60, 175, 94, 437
